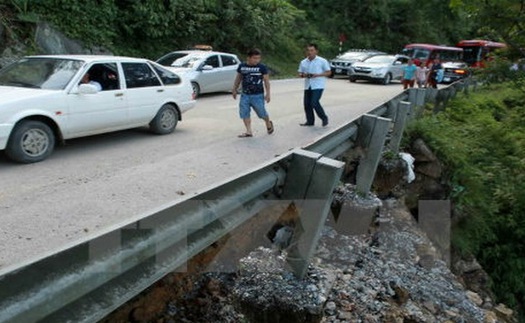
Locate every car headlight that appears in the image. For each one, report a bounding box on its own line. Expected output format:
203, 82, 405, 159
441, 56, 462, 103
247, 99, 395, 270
372, 67, 387, 77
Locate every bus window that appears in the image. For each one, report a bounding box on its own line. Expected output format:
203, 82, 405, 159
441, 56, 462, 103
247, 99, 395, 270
456, 40, 506, 67
403, 43, 463, 66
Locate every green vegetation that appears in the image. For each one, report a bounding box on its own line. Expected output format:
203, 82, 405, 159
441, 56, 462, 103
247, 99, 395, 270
0, 0, 478, 75
405, 78, 525, 316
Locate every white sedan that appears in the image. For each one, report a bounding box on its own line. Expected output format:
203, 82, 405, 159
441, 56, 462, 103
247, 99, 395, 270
0, 55, 196, 163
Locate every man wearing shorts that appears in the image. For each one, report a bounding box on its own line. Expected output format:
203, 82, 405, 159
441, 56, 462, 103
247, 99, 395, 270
232, 48, 274, 138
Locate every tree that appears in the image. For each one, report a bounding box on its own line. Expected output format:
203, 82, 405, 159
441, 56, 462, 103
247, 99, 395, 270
450, 0, 525, 57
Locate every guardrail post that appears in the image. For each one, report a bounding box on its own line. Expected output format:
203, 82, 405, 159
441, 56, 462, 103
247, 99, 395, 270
389, 101, 411, 153
425, 87, 438, 102
355, 115, 391, 195
449, 84, 458, 99
385, 97, 399, 120
416, 88, 426, 107
281, 150, 344, 278
463, 78, 471, 95
408, 88, 417, 106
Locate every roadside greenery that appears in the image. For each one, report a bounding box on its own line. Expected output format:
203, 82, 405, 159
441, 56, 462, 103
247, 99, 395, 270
405, 77, 525, 316
0, 0, 479, 75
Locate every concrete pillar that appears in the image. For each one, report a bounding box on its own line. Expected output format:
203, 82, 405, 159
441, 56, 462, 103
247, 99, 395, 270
389, 101, 411, 153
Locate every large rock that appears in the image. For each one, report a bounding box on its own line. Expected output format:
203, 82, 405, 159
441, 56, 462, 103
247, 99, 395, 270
416, 160, 443, 179
411, 138, 437, 162
0, 43, 27, 68
0, 23, 5, 50
35, 22, 87, 54
35, 22, 112, 55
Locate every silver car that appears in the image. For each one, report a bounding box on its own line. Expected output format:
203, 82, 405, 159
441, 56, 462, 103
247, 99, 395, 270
330, 49, 385, 77
157, 50, 240, 97
348, 54, 410, 85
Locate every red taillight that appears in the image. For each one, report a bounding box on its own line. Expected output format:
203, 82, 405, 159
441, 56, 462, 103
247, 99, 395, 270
192, 92, 197, 100
472, 61, 483, 68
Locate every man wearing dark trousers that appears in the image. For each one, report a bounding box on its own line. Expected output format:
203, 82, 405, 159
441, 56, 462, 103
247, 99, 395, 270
298, 43, 331, 127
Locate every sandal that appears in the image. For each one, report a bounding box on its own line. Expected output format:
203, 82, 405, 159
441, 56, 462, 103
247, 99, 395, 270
238, 133, 253, 138
267, 121, 274, 134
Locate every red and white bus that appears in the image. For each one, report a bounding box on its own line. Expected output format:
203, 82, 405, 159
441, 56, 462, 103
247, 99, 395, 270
401, 43, 463, 66
456, 40, 506, 68
401, 43, 467, 83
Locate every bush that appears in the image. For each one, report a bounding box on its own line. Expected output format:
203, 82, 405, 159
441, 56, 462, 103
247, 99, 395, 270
405, 83, 525, 315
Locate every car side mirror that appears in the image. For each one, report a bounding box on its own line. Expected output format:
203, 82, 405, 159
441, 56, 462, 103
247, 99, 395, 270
201, 65, 213, 71
78, 84, 99, 94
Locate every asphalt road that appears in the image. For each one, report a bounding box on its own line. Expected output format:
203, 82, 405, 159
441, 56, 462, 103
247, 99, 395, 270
0, 78, 403, 271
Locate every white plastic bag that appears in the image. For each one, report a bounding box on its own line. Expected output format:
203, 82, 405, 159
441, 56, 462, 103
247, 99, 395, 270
399, 152, 416, 183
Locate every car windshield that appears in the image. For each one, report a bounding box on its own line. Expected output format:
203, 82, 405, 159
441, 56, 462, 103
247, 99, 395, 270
364, 55, 394, 64
157, 53, 188, 66
339, 52, 368, 60
171, 55, 204, 68
0, 57, 84, 90
402, 48, 430, 60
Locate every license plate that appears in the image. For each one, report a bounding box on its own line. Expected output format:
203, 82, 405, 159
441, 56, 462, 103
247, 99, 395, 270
443, 77, 450, 82
335, 68, 342, 74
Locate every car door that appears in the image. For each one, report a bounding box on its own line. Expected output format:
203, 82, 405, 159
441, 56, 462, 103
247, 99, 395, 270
219, 54, 240, 91
195, 54, 222, 93
121, 61, 166, 125
65, 62, 128, 137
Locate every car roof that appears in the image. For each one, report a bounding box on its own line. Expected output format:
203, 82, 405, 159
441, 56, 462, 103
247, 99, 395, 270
162, 50, 237, 57
26, 55, 151, 63
366, 54, 396, 59
343, 49, 385, 53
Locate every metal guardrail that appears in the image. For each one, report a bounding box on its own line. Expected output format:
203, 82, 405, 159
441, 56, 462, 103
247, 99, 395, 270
0, 79, 474, 323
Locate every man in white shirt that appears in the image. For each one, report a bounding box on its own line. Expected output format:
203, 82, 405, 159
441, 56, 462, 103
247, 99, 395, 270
80, 72, 102, 91
298, 43, 331, 127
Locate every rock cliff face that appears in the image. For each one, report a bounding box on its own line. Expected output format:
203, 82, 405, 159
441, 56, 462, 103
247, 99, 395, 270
0, 22, 111, 68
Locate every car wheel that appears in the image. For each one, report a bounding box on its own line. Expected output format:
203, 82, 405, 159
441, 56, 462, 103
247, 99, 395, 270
349, 76, 357, 83
382, 73, 392, 85
191, 82, 200, 98
150, 104, 179, 134
6, 120, 55, 163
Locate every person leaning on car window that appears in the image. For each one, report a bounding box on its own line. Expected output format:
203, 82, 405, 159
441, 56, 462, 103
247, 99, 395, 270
80, 72, 102, 91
